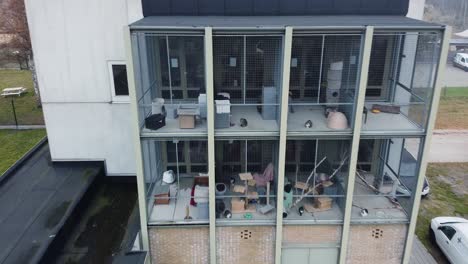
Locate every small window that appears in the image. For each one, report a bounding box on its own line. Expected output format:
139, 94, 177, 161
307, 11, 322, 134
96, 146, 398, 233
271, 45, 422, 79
461, 58, 466, 63
441, 226, 457, 240
108, 61, 129, 102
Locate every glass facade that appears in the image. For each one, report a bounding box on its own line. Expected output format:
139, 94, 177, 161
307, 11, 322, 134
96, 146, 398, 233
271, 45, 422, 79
129, 24, 446, 263
288, 34, 362, 134
362, 31, 442, 134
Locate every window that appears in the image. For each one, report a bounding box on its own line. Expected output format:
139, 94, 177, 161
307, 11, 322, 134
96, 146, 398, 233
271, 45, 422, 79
108, 62, 129, 102
440, 226, 457, 240
366, 35, 393, 99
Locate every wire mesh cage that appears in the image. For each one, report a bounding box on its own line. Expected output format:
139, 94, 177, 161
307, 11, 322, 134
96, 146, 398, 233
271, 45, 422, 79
352, 137, 423, 223
363, 31, 442, 133
283, 139, 351, 222
214, 139, 279, 221
212, 35, 283, 133
132, 33, 206, 133
143, 138, 209, 224
287, 33, 363, 133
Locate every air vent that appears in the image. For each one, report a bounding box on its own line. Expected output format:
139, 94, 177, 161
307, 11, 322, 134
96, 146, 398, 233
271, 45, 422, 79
372, 228, 384, 239
240, 230, 252, 240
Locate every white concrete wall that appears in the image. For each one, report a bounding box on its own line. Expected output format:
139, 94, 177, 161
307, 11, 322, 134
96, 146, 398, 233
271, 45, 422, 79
24, 0, 143, 175
407, 0, 426, 19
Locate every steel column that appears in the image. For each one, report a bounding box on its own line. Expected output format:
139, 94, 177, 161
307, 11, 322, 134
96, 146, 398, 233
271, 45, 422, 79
338, 26, 374, 264
401, 26, 451, 264
274, 26, 293, 264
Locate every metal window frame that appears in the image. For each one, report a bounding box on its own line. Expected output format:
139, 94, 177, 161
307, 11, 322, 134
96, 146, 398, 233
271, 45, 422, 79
124, 26, 150, 252
401, 26, 451, 264
126, 23, 450, 264
338, 25, 374, 264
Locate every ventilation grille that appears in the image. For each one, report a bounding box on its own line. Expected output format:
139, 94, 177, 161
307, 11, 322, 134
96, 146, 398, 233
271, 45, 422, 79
372, 228, 384, 239
240, 230, 252, 240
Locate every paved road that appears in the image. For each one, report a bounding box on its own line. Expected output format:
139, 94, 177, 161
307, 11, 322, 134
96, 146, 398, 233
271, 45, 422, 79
428, 130, 468, 162
443, 64, 468, 87
410, 236, 437, 264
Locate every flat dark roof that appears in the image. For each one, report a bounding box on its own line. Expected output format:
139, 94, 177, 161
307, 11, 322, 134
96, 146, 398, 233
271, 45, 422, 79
130, 15, 444, 30
141, 0, 409, 16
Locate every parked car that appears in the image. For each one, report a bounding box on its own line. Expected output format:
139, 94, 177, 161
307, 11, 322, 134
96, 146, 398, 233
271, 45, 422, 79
421, 177, 430, 197
453, 53, 468, 71
396, 177, 430, 197
430, 217, 468, 264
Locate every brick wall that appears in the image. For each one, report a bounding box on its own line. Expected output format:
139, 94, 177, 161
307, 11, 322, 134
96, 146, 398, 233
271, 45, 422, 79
148, 226, 209, 264
283, 225, 342, 244
346, 224, 407, 264
216, 226, 275, 264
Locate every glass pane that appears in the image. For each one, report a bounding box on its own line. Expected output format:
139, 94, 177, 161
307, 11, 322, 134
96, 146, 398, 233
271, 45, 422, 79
144, 139, 209, 225
283, 139, 351, 223
352, 137, 423, 223
112, 64, 129, 96
215, 139, 279, 222
133, 33, 207, 136
213, 36, 244, 99
288, 34, 362, 134
213, 35, 282, 135
362, 31, 442, 133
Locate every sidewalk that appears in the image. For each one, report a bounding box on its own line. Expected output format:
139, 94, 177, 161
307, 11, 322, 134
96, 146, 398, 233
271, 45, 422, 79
429, 130, 468, 162
0, 125, 45, 130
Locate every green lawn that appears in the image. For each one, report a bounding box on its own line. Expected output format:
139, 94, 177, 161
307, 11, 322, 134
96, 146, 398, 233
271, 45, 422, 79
440, 87, 468, 97
415, 163, 468, 262
0, 70, 44, 125
0, 129, 46, 175
435, 87, 468, 129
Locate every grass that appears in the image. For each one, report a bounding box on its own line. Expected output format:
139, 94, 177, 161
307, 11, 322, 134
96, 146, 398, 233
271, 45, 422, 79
415, 163, 468, 262
435, 87, 468, 129
0, 129, 46, 175
0, 70, 44, 125
440, 87, 468, 97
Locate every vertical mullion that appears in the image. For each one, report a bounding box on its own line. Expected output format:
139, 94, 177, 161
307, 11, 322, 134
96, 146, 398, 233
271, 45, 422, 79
401, 26, 451, 264
123, 26, 150, 250
313, 139, 319, 190
274, 26, 293, 264
243, 35, 247, 104
317, 35, 325, 103
175, 141, 180, 191
339, 26, 374, 264
204, 27, 217, 264
166, 36, 173, 104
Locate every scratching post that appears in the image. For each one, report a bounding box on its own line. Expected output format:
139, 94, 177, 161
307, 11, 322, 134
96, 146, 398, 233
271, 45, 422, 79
266, 181, 270, 205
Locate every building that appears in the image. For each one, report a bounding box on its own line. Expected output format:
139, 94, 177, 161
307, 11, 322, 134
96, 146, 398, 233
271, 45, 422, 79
24, 0, 450, 263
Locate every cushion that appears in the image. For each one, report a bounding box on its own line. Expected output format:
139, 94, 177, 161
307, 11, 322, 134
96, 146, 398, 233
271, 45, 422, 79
194, 185, 209, 204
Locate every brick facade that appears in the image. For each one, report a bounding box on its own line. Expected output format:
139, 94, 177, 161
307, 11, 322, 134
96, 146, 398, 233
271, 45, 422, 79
216, 226, 275, 264
148, 226, 209, 264
346, 224, 407, 264
283, 225, 342, 244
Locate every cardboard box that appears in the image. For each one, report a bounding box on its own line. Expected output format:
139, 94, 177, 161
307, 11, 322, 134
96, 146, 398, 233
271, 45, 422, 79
231, 197, 246, 213
177, 106, 199, 129
179, 115, 195, 129
154, 185, 170, 205
314, 197, 332, 210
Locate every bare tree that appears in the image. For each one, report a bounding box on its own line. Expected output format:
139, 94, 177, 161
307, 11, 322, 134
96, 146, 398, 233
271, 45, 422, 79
0, 0, 41, 106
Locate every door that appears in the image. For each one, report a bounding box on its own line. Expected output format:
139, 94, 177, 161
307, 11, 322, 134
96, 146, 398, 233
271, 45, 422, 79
309, 248, 339, 264
282, 247, 339, 264
436, 226, 457, 263
451, 234, 467, 264
282, 248, 309, 264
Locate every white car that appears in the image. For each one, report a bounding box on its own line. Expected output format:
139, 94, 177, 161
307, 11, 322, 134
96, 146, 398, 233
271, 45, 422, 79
430, 217, 468, 264
453, 53, 468, 71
